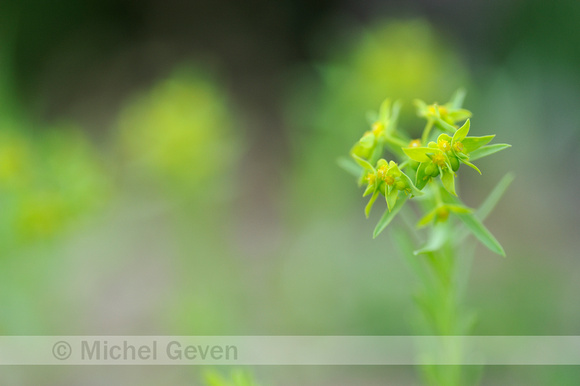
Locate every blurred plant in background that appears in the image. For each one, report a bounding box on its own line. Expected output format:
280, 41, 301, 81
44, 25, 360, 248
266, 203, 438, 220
0, 121, 112, 335
116, 67, 241, 199
113, 66, 248, 337
0, 104, 110, 252
204, 369, 260, 386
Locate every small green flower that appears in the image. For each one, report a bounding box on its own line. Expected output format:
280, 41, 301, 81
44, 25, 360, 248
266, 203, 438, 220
362, 159, 422, 216
402, 142, 457, 195
339, 89, 512, 247
414, 89, 472, 128
351, 98, 407, 163
416, 202, 473, 228
402, 119, 500, 195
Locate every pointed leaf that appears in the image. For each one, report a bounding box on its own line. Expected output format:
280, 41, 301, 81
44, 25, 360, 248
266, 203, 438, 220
434, 117, 457, 133
448, 109, 472, 121
476, 173, 515, 221
414, 225, 448, 255
337, 157, 362, 177
362, 182, 375, 197
456, 173, 515, 244
359, 132, 375, 148
365, 191, 380, 218
369, 139, 384, 164
389, 100, 402, 133
386, 187, 399, 211
452, 118, 470, 144
441, 170, 456, 196
462, 135, 495, 153
416, 207, 438, 228
379, 98, 391, 123
373, 196, 407, 238
461, 159, 481, 174
469, 144, 511, 161
366, 110, 379, 126
456, 212, 506, 256
448, 88, 466, 109
414, 99, 428, 116
351, 153, 375, 171
403, 147, 439, 162
446, 204, 472, 214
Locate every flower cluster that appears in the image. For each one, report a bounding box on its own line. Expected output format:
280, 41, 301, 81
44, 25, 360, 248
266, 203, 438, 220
341, 90, 511, 249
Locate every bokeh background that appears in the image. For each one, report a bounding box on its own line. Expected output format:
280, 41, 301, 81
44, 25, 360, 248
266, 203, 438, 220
1, 0, 579, 384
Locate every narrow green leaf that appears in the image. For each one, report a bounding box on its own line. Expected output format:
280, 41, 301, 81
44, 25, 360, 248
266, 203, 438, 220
440, 170, 456, 196
414, 99, 428, 116
434, 117, 457, 133
469, 144, 511, 161
366, 110, 379, 126
373, 196, 407, 238
390, 226, 432, 286
456, 173, 514, 244
389, 100, 402, 132
369, 139, 384, 164
403, 146, 439, 162
456, 212, 505, 256
416, 208, 437, 228
476, 173, 515, 221
365, 191, 380, 218
448, 88, 466, 109
462, 135, 495, 153
359, 132, 375, 148
362, 182, 374, 197
386, 186, 398, 211
452, 118, 470, 144
337, 157, 362, 177
446, 204, 473, 214
448, 108, 471, 121
351, 153, 375, 171
461, 159, 482, 174
414, 225, 448, 255
379, 98, 391, 123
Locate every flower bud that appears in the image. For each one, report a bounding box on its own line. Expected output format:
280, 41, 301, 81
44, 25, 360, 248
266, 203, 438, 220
449, 155, 460, 171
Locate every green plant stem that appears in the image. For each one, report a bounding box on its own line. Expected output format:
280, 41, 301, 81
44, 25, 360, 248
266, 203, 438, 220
421, 119, 434, 145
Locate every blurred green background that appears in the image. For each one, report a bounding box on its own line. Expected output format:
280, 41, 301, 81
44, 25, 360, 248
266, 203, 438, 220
0, 0, 579, 384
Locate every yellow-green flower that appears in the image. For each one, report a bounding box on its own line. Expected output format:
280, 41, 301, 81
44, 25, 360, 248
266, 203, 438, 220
362, 159, 422, 217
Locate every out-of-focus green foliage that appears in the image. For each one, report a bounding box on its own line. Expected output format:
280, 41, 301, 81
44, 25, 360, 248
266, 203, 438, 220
0, 125, 111, 249
0, 35, 111, 251
116, 67, 241, 196
204, 369, 260, 386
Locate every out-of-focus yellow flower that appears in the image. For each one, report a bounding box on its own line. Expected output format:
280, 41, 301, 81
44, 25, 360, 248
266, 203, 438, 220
349, 20, 468, 103
0, 130, 33, 189
0, 126, 111, 245
117, 67, 240, 193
